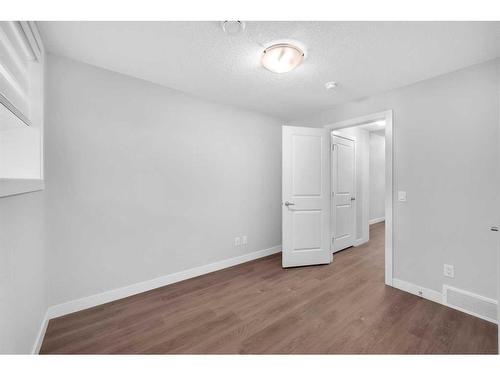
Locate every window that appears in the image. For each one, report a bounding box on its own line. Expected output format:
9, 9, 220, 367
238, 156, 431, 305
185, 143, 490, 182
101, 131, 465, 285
0, 21, 44, 197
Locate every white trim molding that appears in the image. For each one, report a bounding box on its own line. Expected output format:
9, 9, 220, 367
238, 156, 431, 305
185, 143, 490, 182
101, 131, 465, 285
32, 311, 49, 354
0, 178, 44, 198
393, 279, 498, 324
46, 245, 282, 321
393, 278, 442, 304
32, 244, 281, 353
369, 217, 385, 225
354, 238, 369, 247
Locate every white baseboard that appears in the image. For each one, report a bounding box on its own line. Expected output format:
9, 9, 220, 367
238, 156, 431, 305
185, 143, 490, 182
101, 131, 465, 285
35, 247, 496, 353
31, 310, 49, 354
393, 278, 442, 304
369, 217, 385, 225
46, 245, 282, 321
392, 278, 498, 324
354, 238, 369, 247
31, 244, 281, 353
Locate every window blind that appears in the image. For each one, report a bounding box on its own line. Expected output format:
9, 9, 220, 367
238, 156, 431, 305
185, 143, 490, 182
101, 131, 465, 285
0, 21, 38, 126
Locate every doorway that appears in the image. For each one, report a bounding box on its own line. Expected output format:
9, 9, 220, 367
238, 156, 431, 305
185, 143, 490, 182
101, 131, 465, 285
281, 110, 393, 286
326, 110, 393, 286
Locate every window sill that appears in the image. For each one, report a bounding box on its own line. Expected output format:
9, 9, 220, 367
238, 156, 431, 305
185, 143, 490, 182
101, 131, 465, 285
0, 178, 45, 198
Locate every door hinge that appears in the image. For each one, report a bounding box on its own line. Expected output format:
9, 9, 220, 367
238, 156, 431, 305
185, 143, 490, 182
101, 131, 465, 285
332, 237, 335, 244
331, 144, 336, 151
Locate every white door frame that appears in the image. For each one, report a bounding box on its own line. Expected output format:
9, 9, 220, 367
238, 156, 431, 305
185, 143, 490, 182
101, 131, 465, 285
324, 110, 394, 286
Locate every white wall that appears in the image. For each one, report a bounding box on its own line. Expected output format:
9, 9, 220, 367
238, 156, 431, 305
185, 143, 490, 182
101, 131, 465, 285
369, 131, 385, 222
332, 127, 369, 244
291, 59, 499, 300
0, 192, 47, 353
0, 108, 41, 179
44, 55, 283, 306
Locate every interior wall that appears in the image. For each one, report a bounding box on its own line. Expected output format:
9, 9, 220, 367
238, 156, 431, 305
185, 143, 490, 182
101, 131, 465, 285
332, 127, 369, 243
290, 59, 499, 300
0, 109, 41, 179
369, 131, 385, 222
44, 54, 283, 306
0, 191, 46, 353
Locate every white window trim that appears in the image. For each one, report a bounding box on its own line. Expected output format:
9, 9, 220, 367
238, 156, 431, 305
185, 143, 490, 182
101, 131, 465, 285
0, 21, 44, 198
0, 178, 44, 197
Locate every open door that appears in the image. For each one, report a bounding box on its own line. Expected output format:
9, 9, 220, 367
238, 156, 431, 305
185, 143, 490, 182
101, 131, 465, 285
331, 134, 356, 252
282, 126, 332, 268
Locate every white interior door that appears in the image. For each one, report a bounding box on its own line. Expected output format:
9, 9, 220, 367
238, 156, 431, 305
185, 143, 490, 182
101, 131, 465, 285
282, 126, 331, 268
332, 134, 356, 252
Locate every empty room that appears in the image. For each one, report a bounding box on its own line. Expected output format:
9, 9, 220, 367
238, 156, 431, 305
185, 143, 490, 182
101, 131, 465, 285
1, 3, 500, 371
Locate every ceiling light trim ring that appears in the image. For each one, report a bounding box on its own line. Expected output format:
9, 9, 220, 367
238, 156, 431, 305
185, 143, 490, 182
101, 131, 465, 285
262, 43, 305, 57
261, 43, 305, 73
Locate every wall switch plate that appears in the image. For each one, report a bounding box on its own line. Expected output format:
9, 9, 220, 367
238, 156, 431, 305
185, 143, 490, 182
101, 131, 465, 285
234, 237, 241, 246
398, 191, 407, 202
444, 264, 454, 278
242, 235, 248, 245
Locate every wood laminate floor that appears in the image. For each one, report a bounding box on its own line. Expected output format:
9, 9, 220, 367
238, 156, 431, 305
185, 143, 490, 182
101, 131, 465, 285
40, 223, 498, 354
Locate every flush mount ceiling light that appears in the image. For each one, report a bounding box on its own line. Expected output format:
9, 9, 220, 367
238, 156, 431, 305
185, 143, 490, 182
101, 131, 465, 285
261, 43, 305, 73
324, 81, 338, 90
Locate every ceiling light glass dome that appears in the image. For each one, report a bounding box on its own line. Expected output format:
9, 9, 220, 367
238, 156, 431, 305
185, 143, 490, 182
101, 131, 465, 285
261, 43, 304, 73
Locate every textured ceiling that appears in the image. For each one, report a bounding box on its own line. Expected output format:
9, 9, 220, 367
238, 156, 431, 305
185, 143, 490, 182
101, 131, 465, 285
38, 21, 500, 120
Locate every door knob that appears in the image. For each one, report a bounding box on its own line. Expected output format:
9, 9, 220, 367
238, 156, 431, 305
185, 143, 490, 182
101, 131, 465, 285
284, 201, 295, 207
490, 226, 499, 232
350, 197, 356, 201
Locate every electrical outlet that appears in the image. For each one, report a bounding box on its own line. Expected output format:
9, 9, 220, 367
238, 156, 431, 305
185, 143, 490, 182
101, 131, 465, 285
398, 191, 407, 202
444, 264, 454, 278
242, 235, 248, 245
234, 237, 241, 246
